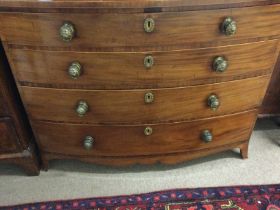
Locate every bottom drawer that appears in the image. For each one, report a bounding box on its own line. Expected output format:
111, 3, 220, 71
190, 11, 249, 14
0, 118, 19, 153
34, 110, 257, 157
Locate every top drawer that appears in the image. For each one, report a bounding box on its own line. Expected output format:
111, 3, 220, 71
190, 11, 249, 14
1, 5, 280, 50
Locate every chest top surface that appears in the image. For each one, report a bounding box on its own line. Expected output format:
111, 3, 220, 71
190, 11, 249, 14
0, 0, 278, 12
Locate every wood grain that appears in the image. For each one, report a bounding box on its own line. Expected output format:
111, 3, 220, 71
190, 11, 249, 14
0, 91, 6, 116
1, 5, 280, 51
0, 117, 19, 153
20, 75, 270, 124
34, 110, 257, 157
0, 0, 278, 13
0, 43, 33, 149
10, 40, 278, 89
0, 0, 278, 169
42, 141, 249, 169
0, 43, 40, 175
261, 46, 280, 115
0, 146, 40, 175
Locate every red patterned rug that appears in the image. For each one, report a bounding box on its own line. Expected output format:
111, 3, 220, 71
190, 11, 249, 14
1, 184, 280, 210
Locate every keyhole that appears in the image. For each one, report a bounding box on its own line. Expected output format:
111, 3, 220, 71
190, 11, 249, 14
144, 55, 154, 69
147, 20, 151, 29
144, 127, 153, 136
145, 92, 154, 104
144, 18, 155, 33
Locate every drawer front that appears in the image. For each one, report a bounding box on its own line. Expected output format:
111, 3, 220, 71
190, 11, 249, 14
0, 118, 19, 153
21, 76, 269, 124
34, 110, 257, 157
1, 5, 280, 49
10, 40, 277, 89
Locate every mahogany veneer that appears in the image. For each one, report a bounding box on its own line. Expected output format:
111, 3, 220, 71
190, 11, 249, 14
21, 76, 269, 124
1, 5, 280, 50
35, 110, 256, 157
9, 40, 277, 89
0, 0, 279, 170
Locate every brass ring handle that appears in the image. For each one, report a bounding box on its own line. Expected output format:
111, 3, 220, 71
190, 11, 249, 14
60, 22, 76, 42
201, 130, 213, 143
213, 56, 228, 73
76, 100, 89, 117
144, 92, 154, 104
68, 62, 82, 79
144, 127, 153, 136
83, 136, 94, 150
207, 94, 220, 110
221, 17, 237, 36
144, 55, 154, 69
144, 17, 155, 33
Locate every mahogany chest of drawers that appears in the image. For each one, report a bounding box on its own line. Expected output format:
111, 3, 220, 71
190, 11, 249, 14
0, 0, 279, 169
0, 44, 39, 175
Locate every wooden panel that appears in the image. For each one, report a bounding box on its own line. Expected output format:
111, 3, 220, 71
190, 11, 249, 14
260, 50, 280, 115
0, 92, 6, 116
1, 5, 280, 50
10, 40, 278, 89
0, 43, 39, 175
0, 0, 275, 11
20, 75, 269, 124
0, 118, 19, 153
34, 110, 257, 157
0, 43, 31, 148
42, 141, 249, 167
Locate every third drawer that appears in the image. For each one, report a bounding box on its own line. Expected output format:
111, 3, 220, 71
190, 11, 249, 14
20, 75, 269, 124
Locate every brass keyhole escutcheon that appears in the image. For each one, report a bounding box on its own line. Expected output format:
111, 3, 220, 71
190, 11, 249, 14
145, 92, 154, 104
144, 17, 155, 33
144, 127, 153, 136
144, 55, 154, 69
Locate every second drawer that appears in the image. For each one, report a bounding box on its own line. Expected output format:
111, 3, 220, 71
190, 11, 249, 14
10, 40, 277, 89
21, 76, 269, 124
